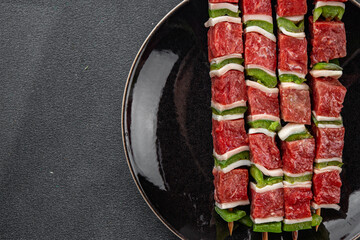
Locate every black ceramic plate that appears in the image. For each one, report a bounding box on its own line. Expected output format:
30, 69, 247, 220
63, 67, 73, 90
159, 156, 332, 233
122, 1, 360, 239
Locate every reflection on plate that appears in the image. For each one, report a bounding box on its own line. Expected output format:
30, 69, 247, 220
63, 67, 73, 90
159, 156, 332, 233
122, 0, 360, 239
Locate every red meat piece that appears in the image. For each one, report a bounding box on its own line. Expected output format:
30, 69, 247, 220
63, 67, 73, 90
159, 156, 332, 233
281, 138, 315, 174
242, 0, 272, 16
208, 22, 243, 62
212, 70, 247, 106
310, 77, 347, 118
209, 0, 238, 2
278, 34, 308, 75
247, 86, 280, 117
309, 17, 346, 65
251, 188, 284, 219
276, 0, 307, 16
249, 133, 282, 170
313, 170, 342, 205
212, 119, 248, 155
279, 86, 311, 124
213, 168, 249, 204
245, 32, 277, 72
314, 127, 345, 159
284, 187, 312, 220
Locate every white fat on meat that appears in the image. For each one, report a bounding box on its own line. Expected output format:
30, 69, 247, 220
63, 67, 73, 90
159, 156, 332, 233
245, 80, 279, 94
211, 54, 243, 64
213, 146, 250, 161
315, 157, 342, 163
314, 166, 342, 174
211, 100, 247, 112
248, 128, 276, 138
215, 160, 251, 173
280, 82, 309, 90
253, 163, 284, 177
216, 200, 250, 209
250, 182, 284, 193
204, 16, 241, 27
210, 63, 244, 77
278, 69, 306, 79
311, 202, 340, 211
245, 64, 276, 77
244, 26, 276, 42
283, 181, 312, 188
310, 69, 343, 79
212, 113, 244, 121
315, 1, 345, 9
209, 3, 239, 12
251, 216, 284, 224
278, 123, 306, 141
243, 14, 273, 24
284, 217, 313, 224
284, 171, 313, 177
312, 111, 342, 122
247, 114, 280, 123
278, 27, 305, 38
317, 123, 344, 128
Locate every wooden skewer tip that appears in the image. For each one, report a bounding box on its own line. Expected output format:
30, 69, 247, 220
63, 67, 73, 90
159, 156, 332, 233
292, 230, 298, 240
315, 208, 321, 232
228, 221, 234, 236
262, 232, 268, 240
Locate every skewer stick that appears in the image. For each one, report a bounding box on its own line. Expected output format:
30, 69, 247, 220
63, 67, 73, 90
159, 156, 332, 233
292, 230, 298, 240
262, 232, 268, 240
315, 208, 321, 231
228, 208, 234, 235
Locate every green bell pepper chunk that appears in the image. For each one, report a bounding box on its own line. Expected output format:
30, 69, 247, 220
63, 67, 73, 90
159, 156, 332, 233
311, 213, 323, 227
284, 174, 312, 183
277, 18, 304, 33
313, 6, 345, 22
244, 20, 273, 33
210, 58, 244, 71
211, 106, 247, 116
215, 206, 246, 222
245, 69, 277, 88
247, 120, 281, 132
279, 74, 306, 84
253, 222, 282, 233
312, 114, 343, 126
283, 221, 312, 232
209, 9, 240, 18
315, 161, 343, 169
312, 62, 343, 71
285, 131, 313, 142
214, 151, 250, 169
250, 165, 283, 188
238, 215, 253, 227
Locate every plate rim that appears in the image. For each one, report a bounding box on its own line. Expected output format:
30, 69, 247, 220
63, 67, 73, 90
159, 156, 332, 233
121, 1, 189, 239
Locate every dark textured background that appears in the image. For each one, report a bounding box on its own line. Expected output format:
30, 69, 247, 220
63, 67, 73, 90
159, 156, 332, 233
0, 0, 181, 239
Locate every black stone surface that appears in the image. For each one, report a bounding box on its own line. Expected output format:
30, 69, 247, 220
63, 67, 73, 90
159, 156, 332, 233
0, 0, 180, 239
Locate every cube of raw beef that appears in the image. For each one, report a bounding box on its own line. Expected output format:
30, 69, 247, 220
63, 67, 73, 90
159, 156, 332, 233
213, 168, 249, 204
249, 133, 282, 170
276, 0, 307, 17
278, 34, 308, 75
279, 86, 311, 124
212, 70, 247, 106
251, 187, 284, 219
313, 170, 342, 205
310, 77, 347, 118
242, 0, 272, 15
245, 32, 277, 72
314, 126, 345, 159
212, 119, 248, 155
310, 17, 346, 65
209, 0, 238, 2
281, 138, 315, 174
208, 22, 243, 62
284, 187, 312, 220
247, 86, 280, 117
